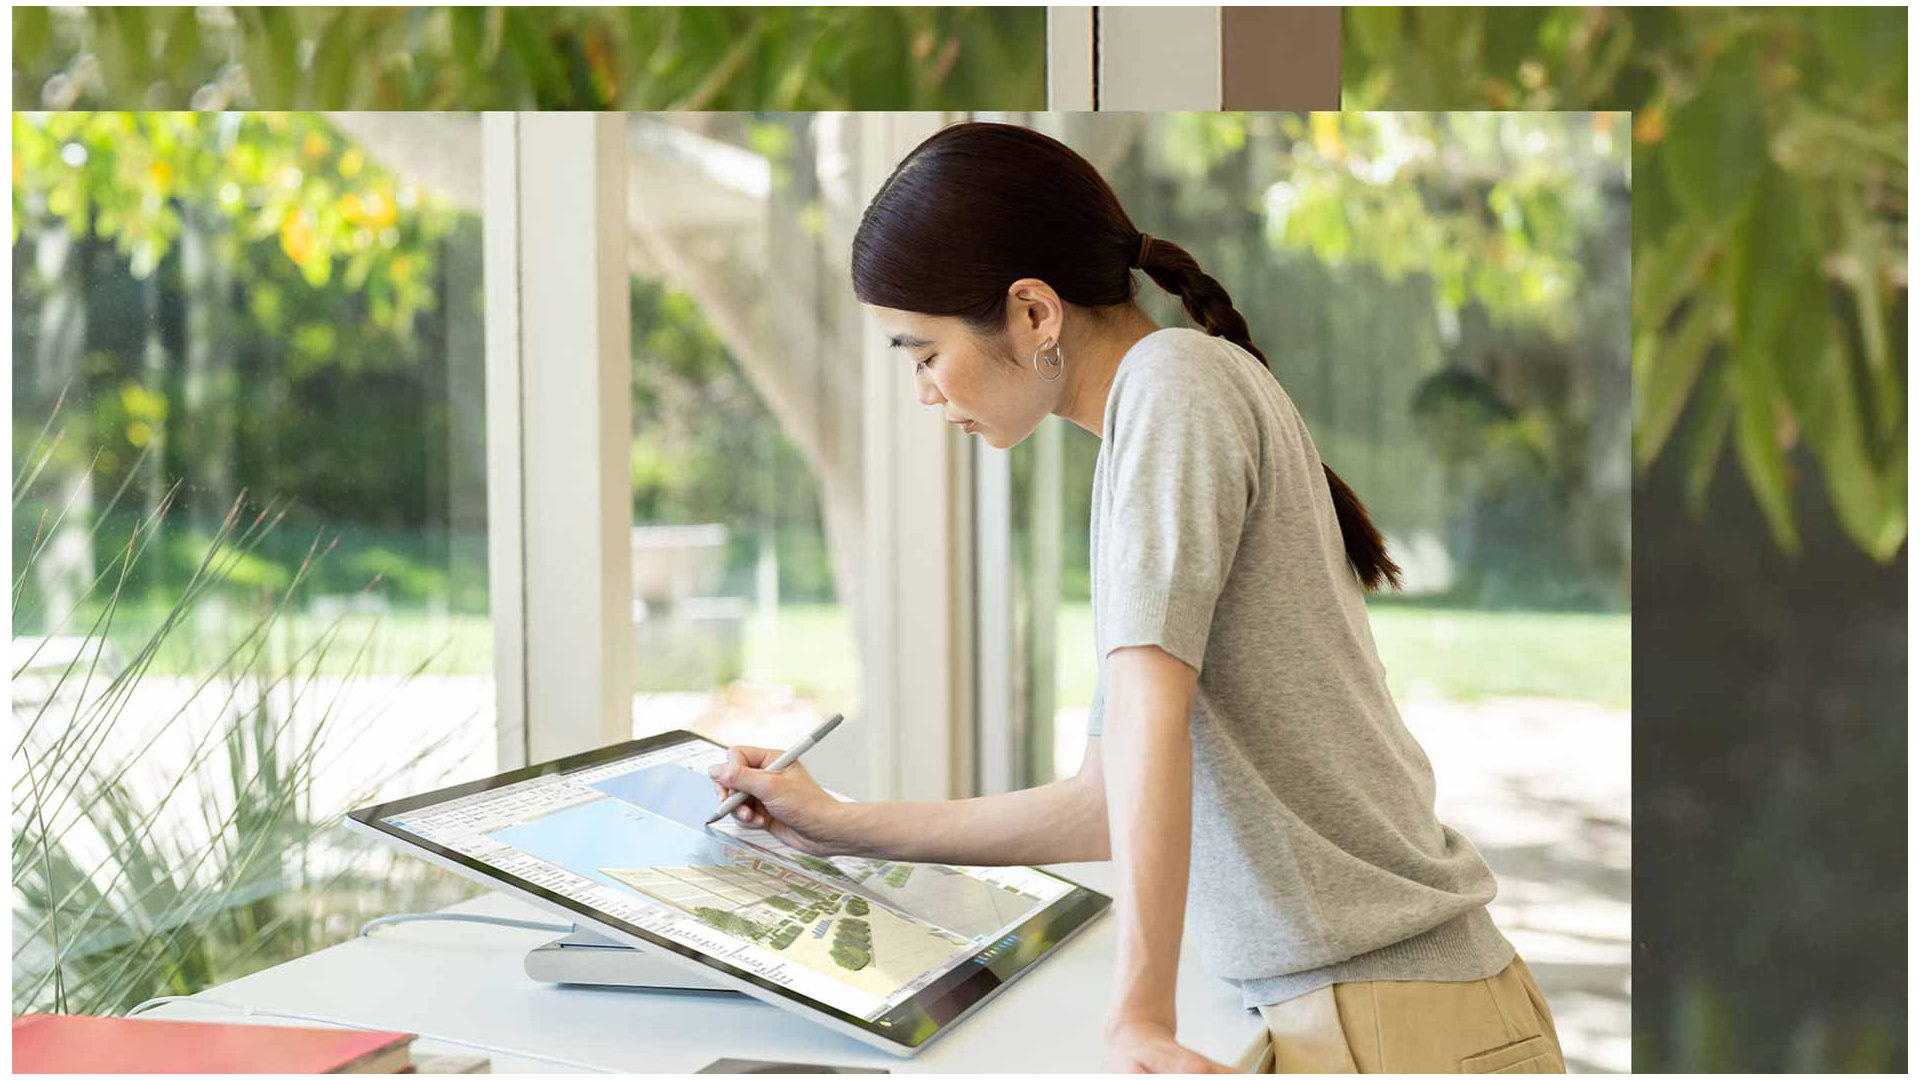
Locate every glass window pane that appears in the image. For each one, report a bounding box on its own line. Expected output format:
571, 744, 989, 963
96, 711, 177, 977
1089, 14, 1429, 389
11, 111, 493, 1013
625, 114, 865, 761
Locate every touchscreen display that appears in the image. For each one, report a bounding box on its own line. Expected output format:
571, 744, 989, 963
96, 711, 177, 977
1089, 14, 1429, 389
373, 736, 1091, 1028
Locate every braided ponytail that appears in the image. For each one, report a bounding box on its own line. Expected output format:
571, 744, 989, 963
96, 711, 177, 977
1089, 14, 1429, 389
1137, 234, 1405, 593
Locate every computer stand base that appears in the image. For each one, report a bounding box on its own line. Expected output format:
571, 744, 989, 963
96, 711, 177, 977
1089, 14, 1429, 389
523, 928, 742, 994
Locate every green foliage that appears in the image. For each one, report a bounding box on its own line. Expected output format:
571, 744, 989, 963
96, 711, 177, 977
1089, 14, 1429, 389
628, 278, 771, 527
13, 111, 491, 629
629, 276, 839, 602
12, 112, 456, 333
1345, 7, 1907, 563
1204, 112, 1619, 339
844, 895, 869, 917
14, 7, 1046, 111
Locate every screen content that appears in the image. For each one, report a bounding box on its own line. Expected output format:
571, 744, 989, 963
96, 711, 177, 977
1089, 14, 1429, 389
380, 739, 1079, 1022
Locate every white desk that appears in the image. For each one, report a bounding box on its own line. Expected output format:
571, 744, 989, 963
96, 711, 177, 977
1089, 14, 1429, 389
144, 862, 1269, 1072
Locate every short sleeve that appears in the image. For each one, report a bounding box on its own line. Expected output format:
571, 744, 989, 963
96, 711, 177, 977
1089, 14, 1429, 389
1094, 349, 1256, 676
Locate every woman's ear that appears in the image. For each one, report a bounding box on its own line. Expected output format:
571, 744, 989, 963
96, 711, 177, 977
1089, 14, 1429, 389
1005, 278, 1065, 345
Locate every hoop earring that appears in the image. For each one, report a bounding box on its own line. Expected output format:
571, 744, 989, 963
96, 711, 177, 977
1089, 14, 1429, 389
1032, 338, 1064, 382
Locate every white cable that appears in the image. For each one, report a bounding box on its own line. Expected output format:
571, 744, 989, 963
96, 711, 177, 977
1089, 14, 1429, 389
357, 911, 573, 937
126, 995, 199, 1018
125, 995, 623, 1073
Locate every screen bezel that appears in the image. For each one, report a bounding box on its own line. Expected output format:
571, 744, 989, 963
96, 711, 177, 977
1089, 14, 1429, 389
346, 730, 1110, 1051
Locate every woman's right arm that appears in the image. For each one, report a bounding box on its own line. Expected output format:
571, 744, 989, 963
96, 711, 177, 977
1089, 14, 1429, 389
707, 738, 1109, 866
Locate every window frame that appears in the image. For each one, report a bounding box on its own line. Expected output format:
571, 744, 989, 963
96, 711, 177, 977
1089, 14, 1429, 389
484, 112, 634, 770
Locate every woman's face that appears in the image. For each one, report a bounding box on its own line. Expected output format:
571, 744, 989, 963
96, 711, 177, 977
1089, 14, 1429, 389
868, 303, 1060, 451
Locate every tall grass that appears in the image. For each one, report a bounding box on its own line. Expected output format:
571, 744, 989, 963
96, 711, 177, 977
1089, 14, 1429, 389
11, 396, 484, 1016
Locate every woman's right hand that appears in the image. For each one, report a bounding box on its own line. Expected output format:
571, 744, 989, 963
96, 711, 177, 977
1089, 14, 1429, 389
707, 745, 851, 857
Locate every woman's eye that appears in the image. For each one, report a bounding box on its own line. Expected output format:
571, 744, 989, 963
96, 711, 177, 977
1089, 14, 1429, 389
916, 355, 936, 372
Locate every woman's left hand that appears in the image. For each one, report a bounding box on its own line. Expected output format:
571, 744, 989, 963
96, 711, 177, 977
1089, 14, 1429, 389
1103, 1017, 1236, 1073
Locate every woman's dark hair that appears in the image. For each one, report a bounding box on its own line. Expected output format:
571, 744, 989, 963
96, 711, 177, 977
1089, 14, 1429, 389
852, 121, 1402, 593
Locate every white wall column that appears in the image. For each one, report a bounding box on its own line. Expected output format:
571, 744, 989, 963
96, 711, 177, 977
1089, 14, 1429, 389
1046, 8, 1095, 111
1097, 6, 1224, 111
481, 113, 529, 770
840, 112, 970, 803
487, 112, 634, 766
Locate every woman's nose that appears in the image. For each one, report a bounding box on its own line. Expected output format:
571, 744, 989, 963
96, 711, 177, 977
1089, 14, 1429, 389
915, 369, 945, 407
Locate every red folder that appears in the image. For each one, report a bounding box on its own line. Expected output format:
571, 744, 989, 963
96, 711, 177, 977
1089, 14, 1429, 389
12, 1013, 416, 1074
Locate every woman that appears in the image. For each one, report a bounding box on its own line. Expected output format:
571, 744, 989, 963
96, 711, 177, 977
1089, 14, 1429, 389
708, 121, 1566, 1074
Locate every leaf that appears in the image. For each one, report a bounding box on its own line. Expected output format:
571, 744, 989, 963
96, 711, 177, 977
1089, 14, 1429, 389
1874, 423, 1907, 559
1682, 361, 1736, 519
1661, 43, 1767, 227
1704, 164, 1821, 554
1836, 192, 1899, 443
1726, 165, 1813, 382
1791, 300, 1907, 563
1633, 295, 1722, 471
502, 9, 570, 107
253, 7, 304, 108
1804, 336, 1892, 561
311, 9, 360, 110
1632, 213, 1718, 335
1719, 161, 1904, 559
1730, 352, 1801, 555
449, 7, 484, 69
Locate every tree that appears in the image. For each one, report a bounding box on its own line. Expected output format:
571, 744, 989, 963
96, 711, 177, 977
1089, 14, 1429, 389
1344, 7, 1906, 563
1146, 112, 1621, 337
12, 112, 473, 625
11, 113, 453, 329
12, 7, 1045, 111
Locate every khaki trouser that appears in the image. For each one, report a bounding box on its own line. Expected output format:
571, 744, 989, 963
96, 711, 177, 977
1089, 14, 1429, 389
1258, 956, 1565, 1073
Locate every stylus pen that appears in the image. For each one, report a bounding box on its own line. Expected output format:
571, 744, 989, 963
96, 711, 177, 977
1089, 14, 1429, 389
705, 713, 844, 825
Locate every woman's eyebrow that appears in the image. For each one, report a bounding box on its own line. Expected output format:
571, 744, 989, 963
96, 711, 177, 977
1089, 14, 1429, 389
887, 333, 933, 349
